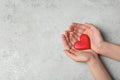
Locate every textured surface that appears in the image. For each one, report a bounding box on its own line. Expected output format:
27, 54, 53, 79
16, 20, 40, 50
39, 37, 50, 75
0, 0, 120, 80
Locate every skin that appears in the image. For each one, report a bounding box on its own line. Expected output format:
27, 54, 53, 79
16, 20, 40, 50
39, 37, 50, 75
61, 31, 112, 80
69, 23, 120, 61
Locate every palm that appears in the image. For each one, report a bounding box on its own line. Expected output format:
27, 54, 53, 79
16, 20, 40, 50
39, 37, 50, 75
61, 31, 96, 62
69, 23, 104, 53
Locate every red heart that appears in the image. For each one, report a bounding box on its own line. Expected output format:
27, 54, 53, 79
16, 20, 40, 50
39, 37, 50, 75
74, 34, 91, 50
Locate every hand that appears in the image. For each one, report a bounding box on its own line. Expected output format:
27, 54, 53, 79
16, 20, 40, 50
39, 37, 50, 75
69, 23, 104, 53
61, 31, 98, 63
62, 24, 112, 80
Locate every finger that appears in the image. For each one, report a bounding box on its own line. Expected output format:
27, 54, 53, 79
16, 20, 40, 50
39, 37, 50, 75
71, 47, 85, 54
69, 32, 78, 41
83, 23, 100, 35
64, 50, 78, 61
69, 49, 87, 62
69, 32, 77, 45
73, 32, 81, 40
76, 23, 87, 30
69, 32, 74, 46
75, 23, 89, 32
72, 22, 82, 26
69, 23, 85, 33
74, 26, 85, 33
84, 23, 98, 30
68, 23, 76, 31
65, 31, 72, 48
74, 29, 84, 34
68, 23, 78, 31
69, 49, 80, 55
72, 33, 78, 41
61, 34, 70, 50
67, 31, 73, 47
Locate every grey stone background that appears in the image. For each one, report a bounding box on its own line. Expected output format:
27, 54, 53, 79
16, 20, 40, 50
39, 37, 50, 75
0, 0, 120, 80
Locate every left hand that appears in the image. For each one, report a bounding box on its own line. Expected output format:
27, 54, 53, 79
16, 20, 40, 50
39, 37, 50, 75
68, 22, 104, 53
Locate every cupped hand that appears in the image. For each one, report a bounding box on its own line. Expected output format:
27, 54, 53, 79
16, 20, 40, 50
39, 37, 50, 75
68, 23, 104, 53
61, 31, 98, 63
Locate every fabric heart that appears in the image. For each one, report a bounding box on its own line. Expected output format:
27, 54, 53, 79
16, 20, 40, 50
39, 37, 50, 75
74, 34, 91, 50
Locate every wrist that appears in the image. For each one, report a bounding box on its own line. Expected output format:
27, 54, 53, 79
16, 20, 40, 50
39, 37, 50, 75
87, 54, 100, 66
97, 41, 108, 54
